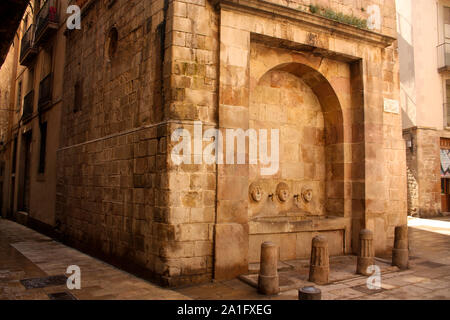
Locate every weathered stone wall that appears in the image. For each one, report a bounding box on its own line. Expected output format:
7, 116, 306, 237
163, 0, 219, 285
58, 0, 172, 284
0, 44, 16, 218
258, 0, 397, 37
403, 127, 441, 218
404, 129, 419, 216
376, 43, 407, 253
59, 0, 219, 286
0, 45, 15, 143
416, 129, 441, 217
58, 0, 405, 286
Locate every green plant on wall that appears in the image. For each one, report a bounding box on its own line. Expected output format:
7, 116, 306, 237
306, 5, 368, 30
309, 4, 318, 14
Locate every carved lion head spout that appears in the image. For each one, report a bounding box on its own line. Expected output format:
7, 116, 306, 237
276, 182, 290, 202
249, 182, 263, 202
301, 186, 313, 203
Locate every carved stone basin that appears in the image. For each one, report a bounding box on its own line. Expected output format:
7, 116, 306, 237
252, 215, 332, 223
249, 214, 349, 234
252, 215, 309, 223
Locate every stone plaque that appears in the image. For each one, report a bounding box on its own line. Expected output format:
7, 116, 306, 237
383, 98, 400, 114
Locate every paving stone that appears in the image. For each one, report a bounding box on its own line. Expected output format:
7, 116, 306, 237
0, 219, 188, 300
351, 284, 386, 295
1, 216, 450, 300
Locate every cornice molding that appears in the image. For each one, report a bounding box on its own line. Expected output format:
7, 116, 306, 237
211, 0, 396, 48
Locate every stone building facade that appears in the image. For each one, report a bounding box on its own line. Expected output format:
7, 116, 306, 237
0, 0, 67, 231
0, 46, 16, 144
54, 0, 406, 286
397, 0, 450, 217
0, 45, 17, 215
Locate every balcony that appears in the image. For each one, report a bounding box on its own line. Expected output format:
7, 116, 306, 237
34, 0, 59, 45
19, 24, 37, 66
438, 43, 450, 72
22, 91, 34, 122
38, 73, 53, 111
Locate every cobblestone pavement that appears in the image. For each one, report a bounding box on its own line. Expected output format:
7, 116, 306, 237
0, 217, 449, 300
0, 218, 188, 300
175, 217, 450, 300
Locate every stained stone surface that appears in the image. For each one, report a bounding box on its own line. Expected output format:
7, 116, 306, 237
417, 261, 447, 269
351, 284, 386, 295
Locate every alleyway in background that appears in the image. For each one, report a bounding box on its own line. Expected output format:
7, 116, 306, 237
0, 216, 449, 300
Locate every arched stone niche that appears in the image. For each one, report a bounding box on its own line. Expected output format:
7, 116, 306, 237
249, 50, 346, 219
247, 43, 354, 263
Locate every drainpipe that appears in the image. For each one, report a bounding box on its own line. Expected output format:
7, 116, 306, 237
156, 0, 169, 121
212, 1, 221, 281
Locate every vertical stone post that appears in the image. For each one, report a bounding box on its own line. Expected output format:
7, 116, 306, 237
309, 235, 329, 284
258, 241, 279, 295
298, 286, 322, 300
356, 229, 374, 275
392, 225, 409, 269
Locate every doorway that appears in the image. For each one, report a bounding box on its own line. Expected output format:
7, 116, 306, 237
9, 136, 18, 217
19, 131, 32, 213
440, 138, 450, 213
441, 179, 450, 212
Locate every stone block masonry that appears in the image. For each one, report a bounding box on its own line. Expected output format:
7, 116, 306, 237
56, 0, 406, 287
58, 0, 217, 286
403, 127, 441, 218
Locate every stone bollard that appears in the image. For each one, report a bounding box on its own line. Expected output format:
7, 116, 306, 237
309, 235, 329, 284
258, 242, 280, 295
356, 229, 374, 275
392, 225, 409, 269
298, 286, 321, 300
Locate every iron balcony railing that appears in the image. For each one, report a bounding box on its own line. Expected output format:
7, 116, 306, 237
438, 43, 450, 71
38, 73, 53, 108
23, 91, 34, 121
20, 24, 35, 62
35, 0, 59, 41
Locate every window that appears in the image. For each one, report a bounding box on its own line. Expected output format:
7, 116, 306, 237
438, 7, 450, 70
35, 0, 41, 12
12, 136, 17, 174
74, 80, 83, 112
16, 81, 22, 111
39, 48, 53, 107
42, 47, 53, 79
106, 27, 118, 61
0, 161, 4, 178
23, 15, 28, 34
105, 0, 116, 8
446, 80, 450, 126
38, 122, 47, 174
445, 7, 450, 51
28, 68, 34, 92
445, 7, 450, 36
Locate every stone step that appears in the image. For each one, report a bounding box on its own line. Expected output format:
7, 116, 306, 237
247, 260, 294, 274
